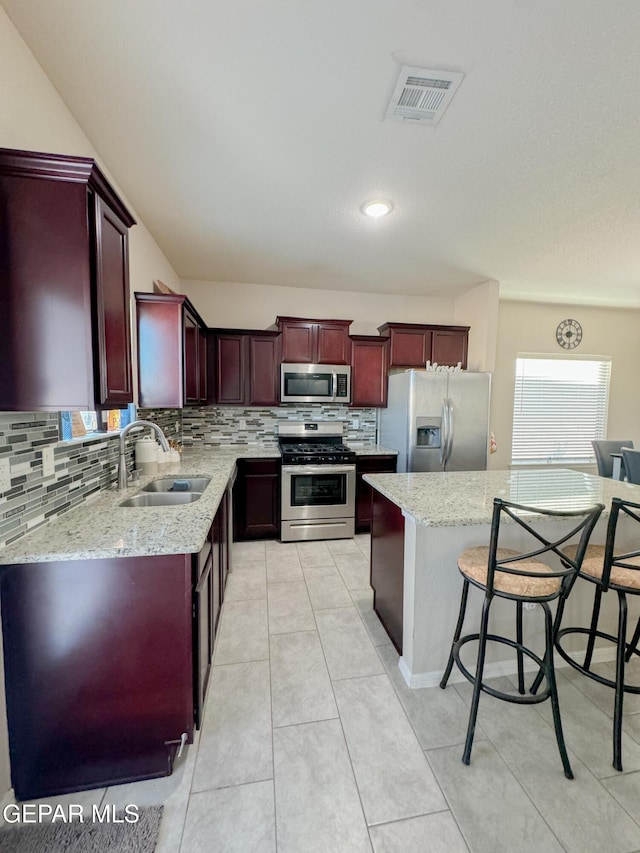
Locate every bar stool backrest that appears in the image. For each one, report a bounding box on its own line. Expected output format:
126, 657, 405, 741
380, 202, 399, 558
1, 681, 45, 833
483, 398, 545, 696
621, 448, 640, 485
601, 497, 640, 590
592, 440, 634, 478
486, 498, 605, 600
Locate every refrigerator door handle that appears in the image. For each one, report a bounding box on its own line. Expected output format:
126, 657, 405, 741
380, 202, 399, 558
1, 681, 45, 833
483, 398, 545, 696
440, 400, 448, 467
445, 399, 454, 466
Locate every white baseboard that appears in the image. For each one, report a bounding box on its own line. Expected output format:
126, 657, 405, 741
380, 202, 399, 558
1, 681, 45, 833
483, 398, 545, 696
399, 646, 617, 690
0, 787, 15, 810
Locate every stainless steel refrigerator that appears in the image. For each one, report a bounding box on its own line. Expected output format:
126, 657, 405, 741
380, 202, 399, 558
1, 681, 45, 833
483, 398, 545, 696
380, 370, 491, 473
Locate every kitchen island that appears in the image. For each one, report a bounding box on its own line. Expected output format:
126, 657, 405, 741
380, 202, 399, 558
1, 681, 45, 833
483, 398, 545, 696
364, 468, 640, 688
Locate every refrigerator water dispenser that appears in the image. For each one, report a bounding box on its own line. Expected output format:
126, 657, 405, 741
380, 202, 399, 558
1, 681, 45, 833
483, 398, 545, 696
416, 418, 441, 447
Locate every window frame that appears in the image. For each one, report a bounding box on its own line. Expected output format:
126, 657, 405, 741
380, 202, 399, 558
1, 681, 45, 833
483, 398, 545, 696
511, 352, 612, 467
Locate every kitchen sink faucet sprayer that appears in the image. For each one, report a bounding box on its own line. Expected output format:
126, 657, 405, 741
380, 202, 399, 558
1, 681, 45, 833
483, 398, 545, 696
118, 420, 170, 490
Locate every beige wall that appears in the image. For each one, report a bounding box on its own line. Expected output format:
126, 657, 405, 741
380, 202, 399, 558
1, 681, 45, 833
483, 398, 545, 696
181, 279, 501, 374
0, 7, 180, 297
0, 7, 182, 799
181, 279, 456, 334
454, 280, 499, 372
490, 300, 640, 470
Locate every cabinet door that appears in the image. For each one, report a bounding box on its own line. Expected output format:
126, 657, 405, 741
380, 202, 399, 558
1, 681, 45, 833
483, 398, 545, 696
93, 195, 133, 407
432, 329, 468, 368
351, 337, 388, 407
280, 321, 316, 363
248, 334, 280, 406
198, 329, 208, 402
233, 459, 280, 540
194, 556, 213, 728
2, 555, 193, 800
137, 296, 184, 408
216, 490, 229, 604
216, 334, 246, 405
388, 328, 431, 368
317, 323, 351, 364
183, 310, 200, 405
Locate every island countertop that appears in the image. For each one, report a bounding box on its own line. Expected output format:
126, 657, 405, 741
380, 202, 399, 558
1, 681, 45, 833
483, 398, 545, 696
363, 467, 640, 528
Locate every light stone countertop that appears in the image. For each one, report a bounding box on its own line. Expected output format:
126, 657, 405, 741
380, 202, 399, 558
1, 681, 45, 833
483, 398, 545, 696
349, 444, 398, 456
363, 467, 640, 528
0, 441, 396, 566
0, 445, 280, 565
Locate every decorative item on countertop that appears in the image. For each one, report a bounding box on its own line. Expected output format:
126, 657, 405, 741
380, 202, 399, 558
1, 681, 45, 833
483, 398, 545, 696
490, 431, 497, 454
135, 436, 159, 475
107, 409, 121, 431
425, 361, 463, 373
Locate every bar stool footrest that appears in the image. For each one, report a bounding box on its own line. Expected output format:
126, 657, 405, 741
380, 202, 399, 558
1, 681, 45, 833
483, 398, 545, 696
454, 632, 551, 704
556, 627, 640, 694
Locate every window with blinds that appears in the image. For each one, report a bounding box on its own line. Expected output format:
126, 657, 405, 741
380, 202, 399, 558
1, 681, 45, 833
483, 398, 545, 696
511, 355, 611, 465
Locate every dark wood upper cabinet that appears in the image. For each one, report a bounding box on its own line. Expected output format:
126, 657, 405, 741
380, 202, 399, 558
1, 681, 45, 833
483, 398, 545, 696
432, 328, 469, 368
350, 335, 388, 407
210, 330, 280, 406
0, 147, 135, 411
198, 328, 208, 403
214, 333, 246, 405
378, 323, 469, 369
248, 334, 281, 405
379, 324, 431, 368
136, 293, 208, 408
277, 317, 352, 364
183, 308, 200, 405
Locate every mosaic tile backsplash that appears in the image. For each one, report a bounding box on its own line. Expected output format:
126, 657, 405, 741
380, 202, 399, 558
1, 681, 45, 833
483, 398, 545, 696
0, 409, 182, 550
181, 405, 378, 446
0, 403, 375, 550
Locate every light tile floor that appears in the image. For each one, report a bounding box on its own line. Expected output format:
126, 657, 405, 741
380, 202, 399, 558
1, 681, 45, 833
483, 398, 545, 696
9, 534, 640, 852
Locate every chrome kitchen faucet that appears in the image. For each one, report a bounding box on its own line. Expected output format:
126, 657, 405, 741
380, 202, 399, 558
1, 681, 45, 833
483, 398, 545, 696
118, 420, 170, 490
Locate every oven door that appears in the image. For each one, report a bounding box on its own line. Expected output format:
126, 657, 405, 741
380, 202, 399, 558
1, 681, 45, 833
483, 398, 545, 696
281, 464, 356, 521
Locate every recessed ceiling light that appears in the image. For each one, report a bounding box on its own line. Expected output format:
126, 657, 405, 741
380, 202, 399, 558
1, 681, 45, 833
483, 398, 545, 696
361, 199, 393, 218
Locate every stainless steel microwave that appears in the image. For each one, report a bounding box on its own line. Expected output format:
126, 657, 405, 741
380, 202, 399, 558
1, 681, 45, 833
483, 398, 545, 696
280, 363, 351, 404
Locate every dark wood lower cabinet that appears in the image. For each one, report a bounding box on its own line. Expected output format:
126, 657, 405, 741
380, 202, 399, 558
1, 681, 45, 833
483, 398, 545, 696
233, 458, 281, 541
1, 488, 232, 800
1, 555, 193, 800
370, 489, 405, 653
355, 454, 397, 533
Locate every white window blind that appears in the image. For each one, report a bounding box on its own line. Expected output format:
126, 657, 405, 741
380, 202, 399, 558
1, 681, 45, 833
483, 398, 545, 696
511, 356, 611, 465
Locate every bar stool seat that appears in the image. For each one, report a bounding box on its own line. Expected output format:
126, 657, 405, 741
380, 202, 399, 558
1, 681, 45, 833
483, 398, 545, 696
440, 497, 604, 780
564, 544, 640, 590
459, 547, 562, 598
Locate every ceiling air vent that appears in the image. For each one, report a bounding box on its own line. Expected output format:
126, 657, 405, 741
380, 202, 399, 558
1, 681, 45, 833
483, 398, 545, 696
385, 65, 464, 125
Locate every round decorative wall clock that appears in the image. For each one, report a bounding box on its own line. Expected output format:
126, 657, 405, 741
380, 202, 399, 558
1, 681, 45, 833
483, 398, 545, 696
556, 319, 583, 350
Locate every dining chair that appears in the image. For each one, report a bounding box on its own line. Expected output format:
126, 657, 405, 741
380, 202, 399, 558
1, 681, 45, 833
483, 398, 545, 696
552, 498, 640, 771
591, 440, 634, 478
621, 448, 640, 485
440, 497, 604, 779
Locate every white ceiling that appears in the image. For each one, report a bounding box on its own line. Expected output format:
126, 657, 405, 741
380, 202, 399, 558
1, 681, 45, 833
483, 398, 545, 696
4, 0, 640, 306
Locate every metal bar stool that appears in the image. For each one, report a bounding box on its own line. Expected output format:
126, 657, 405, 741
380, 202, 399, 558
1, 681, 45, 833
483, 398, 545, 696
551, 497, 640, 771
440, 498, 604, 779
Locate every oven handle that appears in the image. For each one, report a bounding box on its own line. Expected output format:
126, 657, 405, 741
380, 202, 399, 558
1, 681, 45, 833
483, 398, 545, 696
282, 465, 356, 475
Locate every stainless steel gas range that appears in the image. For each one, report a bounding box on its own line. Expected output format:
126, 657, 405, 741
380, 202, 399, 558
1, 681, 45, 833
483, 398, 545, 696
279, 422, 356, 542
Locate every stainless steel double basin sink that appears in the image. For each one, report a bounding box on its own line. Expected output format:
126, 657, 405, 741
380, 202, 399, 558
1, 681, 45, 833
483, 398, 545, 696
119, 476, 211, 507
